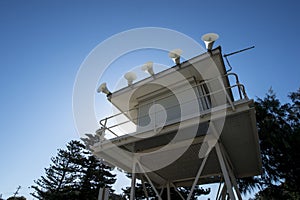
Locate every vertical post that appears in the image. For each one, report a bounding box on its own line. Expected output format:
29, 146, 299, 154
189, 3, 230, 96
130, 161, 136, 200
153, 100, 157, 133
167, 182, 171, 200
98, 187, 109, 200
217, 77, 235, 111
141, 176, 149, 200
104, 188, 109, 200
215, 143, 235, 200
98, 187, 103, 200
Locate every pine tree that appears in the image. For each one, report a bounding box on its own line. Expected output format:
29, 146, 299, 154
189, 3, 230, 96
78, 155, 116, 199
238, 88, 300, 198
31, 140, 116, 200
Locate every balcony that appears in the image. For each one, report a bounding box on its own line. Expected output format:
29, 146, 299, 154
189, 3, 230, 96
98, 72, 248, 140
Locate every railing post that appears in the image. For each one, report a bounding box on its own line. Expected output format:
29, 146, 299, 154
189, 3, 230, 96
153, 100, 156, 133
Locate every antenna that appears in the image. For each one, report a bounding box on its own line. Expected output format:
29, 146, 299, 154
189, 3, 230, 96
223, 46, 255, 72
124, 72, 137, 86
13, 186, 21, 198
168, 49, 183, 65
141, 61, 154, 76
223, 46, 255, 57
97, 82, 112, 95
201, 33, 219, 51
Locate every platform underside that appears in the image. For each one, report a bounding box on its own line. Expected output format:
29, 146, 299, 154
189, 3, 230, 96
92, 100, 262, 187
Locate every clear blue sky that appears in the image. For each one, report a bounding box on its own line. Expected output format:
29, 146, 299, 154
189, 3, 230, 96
0, 0, 299, 199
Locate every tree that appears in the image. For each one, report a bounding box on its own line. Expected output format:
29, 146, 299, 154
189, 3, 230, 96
238, 88, 300, 198
122, 174, 210, 199
31, 140, 116, 200
78, 155, 117, 199
7, 197, 26, 200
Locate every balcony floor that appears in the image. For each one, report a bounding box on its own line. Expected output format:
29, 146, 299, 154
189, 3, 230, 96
92, 99, 262, 187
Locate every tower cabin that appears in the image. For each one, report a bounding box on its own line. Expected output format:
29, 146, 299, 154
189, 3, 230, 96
91, 46, 262, 200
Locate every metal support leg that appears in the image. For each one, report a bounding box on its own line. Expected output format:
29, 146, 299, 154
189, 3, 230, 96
167, 182, 171, 200
187, 155, 209, 200
136, 161, 163, 200
228, 172, 242, 200
159, 187, 164, 197
218, 184, 227, 200
141, 176, 149, 200
220, 145, 242, 200
170, 183, 185, 200
130, 161, 136, 200
215, 178, 223, 200
215, 143, 236, 200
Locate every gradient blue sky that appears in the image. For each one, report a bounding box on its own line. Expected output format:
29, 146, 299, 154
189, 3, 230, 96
0, 0, 299, 199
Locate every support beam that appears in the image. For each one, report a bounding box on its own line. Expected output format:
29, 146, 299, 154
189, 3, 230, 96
215, 143, 235, 200
136, 161, 162, 200
141, 176, 149, 200
215, 178, 223, 200
217, 184, 227, 200
171, 182, 185, 200
220, 145, 242, 200
159, 187, 164, 197
167, 182, 171, 200
129, 161, 136, 200
187, 155, 209, 200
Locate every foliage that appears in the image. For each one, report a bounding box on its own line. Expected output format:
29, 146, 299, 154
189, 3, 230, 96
31, 140, 116, 200
238, 88, 300, 198
7, 197, 26, 200
251, 183, 300, 200
122, 174, 210, 199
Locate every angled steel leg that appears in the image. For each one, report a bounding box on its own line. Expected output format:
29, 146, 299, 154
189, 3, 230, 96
159, 186, 164, 197
215, 178, 223, 200
170, 182, 185, 200
187, 155, 209, 200
215, 142, 236, 200
141, 175, 149, 200
136, 161, 163, 200
218, 184, 227, 200
219, 144, 242, 200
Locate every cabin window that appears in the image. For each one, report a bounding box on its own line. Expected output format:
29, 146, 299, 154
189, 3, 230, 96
136, 82, 211, 132
137, 93, 181, 132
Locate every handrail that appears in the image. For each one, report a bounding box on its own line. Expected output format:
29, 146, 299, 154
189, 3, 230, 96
99, 73, 248, 138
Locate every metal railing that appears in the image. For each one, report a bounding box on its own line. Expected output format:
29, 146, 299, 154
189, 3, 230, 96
98, 73, 248, 139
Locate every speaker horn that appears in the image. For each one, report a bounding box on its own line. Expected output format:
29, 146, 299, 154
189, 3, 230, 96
201, 33, 219, 51
168, 49, 183, 65
97, 82, 111, 95
124, 72, 137, 86
141, 61, 154, 76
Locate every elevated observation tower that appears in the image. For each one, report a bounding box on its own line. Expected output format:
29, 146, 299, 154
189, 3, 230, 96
86, 34, 262, 200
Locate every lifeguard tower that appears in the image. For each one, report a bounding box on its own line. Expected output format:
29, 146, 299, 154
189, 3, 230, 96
88, 33, 262, 200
